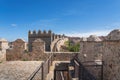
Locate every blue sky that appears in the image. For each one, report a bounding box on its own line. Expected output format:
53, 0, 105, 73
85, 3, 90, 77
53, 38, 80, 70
0, 0, 120, 41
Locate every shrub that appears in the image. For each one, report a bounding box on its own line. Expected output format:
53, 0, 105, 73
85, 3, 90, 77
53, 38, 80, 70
64, 41, 80, 52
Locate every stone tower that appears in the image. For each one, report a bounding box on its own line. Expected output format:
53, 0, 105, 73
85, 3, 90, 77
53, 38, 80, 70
28, 30, 53, 52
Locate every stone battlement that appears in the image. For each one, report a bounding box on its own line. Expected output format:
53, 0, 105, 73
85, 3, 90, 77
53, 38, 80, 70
28, 30, 65, 52
28, 30, 64, 39
29, 30, 52, 38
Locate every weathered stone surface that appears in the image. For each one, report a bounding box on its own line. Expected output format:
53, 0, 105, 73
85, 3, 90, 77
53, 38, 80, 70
79, 41, 103, 62
0, 38, 9, 50
32, 39, 45, 53
80, 37, 87, 41
79, 40, 120, 80
6, 39, 48, 61
28, 30, 53, 51
53, 52, 78, 61
87, 35, 102, 41
0, 38, 8, 62
55, 38, 68, 52
0, 61, 43, 80
6, 39, 28, 61
12, 39, 27, 52
103, 41, 120, 80
107, 29, 120, 40
28, 30, 65, 52
0, 52, 6, 62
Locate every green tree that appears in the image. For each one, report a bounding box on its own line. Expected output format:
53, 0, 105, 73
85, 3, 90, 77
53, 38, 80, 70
64, 41, 80, 52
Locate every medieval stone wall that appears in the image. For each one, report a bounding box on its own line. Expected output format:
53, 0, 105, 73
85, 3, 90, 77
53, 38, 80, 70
5, 36, 76, 61
28, 30, 64, 52
52, 52, 79, 61
32, 39, 45, 53
6, 38, 48, 61
103, 41, 120, 80
56, 38, 68, 52
79, 41, 103, 62
78, 29, 120, 80
6, 41, 79, 61
6, 39, 27, 60
28, 30, 52, 51
78, 40, 120, 80
0, 51, 6, 62
0, 39, 9, 62
5, 29, 120, 80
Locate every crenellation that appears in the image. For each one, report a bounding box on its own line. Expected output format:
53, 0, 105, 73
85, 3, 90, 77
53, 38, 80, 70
38, 30, 42, 34
58, 35, 61, 38
43, 30, 47, 34
28, 30, 32, 35
29, 30, 53, 38
56, 35, 58, 39
62, 34, 65, 38
48, 30, 52, 34
53, 34, 56, 39
30, 30, 68, 52
28, 30, 64, 52
52, 33, 55, 41
33, 30, 36, 34
55, 34, 58, 39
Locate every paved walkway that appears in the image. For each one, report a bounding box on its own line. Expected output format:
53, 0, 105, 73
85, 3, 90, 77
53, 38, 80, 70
0, 61, 43, 80
46, 61, 70, 80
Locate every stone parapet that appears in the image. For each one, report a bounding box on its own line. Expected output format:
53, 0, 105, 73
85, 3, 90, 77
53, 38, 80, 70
29, 30, 52, 38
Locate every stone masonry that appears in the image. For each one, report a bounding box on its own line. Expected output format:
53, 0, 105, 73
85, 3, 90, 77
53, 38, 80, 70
32, 39, 45, 53
3, 29, 120, 80
103, 41, 120, 80
79, 29, 120, 80
28, 30, 64, 52
79, 41, 103, 62
6, 39, 27, 61
0, 38, 9, 62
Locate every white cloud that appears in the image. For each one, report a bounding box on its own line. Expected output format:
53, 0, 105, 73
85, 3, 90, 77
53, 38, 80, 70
64, 30, 111, 37
11, 24, 17, 27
